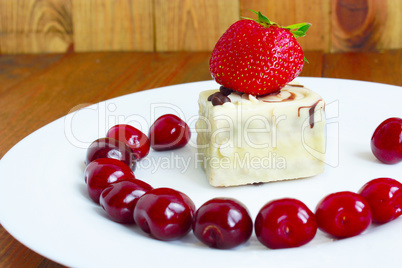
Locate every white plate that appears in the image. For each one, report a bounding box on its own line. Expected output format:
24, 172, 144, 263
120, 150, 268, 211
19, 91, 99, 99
0, 78, 401, 267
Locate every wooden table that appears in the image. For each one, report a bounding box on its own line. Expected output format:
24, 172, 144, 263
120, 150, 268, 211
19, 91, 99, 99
0, 50, 401, 267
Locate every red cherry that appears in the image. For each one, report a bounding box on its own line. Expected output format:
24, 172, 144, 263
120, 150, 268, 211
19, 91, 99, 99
148, 114, 191, 151
315, 191, 372, 238
371, 117, 402, 164
358, 178, 402, 224
255, 198, 317, 249
85, 158, 135, 203
133, 187, 195, 241
85, 137, 136, 171
100, 180, 153, 224
107, 124, 150, 160
192, 198, 253, 249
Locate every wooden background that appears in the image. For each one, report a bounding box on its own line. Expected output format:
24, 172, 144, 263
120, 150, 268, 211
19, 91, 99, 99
0, 0, 401, 54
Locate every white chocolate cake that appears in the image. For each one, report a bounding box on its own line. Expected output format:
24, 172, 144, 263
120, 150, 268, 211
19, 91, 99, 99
195, 83, 326, 187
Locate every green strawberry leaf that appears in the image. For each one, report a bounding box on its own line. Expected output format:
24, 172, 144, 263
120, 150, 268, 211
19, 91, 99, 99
241, 16, 253, 20
249, 9, 258, 15
291, 30, 307, 38
284, 23, 309, 30
287, 23, 311, 38
297, 24, 311, 37
298, 24, 311, 33
304, 56, 309, 64
249, 10, 278, 27
250, 10, 269, 23
258, 11, 271, 24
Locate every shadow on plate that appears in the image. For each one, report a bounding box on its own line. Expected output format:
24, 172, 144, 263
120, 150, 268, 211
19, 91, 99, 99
355, 151, 379, 163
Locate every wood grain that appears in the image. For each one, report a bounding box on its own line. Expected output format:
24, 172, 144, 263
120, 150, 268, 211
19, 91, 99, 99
332, 0, 385, 51
72, 0, 154, 52
0, 0, 401, 53
0, 54, 63, 92
154, 0, 240, 51
299, 51, 324, 78
0, 225, 66, 267
240, 0, 332, 52
323, 49, 402, 86
0, 226, 49, 267
379, 0, 402, 50
0, 0, 73, 54
332, 0, 402, 52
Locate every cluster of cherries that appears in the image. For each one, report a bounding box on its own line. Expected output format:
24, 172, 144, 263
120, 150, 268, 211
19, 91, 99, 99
84, 116, 402, 249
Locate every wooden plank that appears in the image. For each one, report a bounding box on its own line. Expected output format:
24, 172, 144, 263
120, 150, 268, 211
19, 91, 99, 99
72, 0, 154, 52
0, 226, 48, 268
240, 0, 331, 52
0, 0, 401, 54
38, 259, 66, 268
154, 0, 240, 51
331, 0, 402, 52
299, 51, 324, 78
323, 50, 402, 86
0, 0, 73, 54
380, 0, 402, 50
0, 54, 63, 92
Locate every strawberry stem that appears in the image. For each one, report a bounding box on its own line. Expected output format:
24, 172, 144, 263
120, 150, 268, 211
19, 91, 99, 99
248, 10, 311, 38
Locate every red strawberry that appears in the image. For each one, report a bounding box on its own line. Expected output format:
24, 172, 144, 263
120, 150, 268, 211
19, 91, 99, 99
210, 11, 310, 96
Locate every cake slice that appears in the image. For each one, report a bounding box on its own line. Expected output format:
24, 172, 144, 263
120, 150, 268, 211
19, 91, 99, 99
195, 83, 326, 187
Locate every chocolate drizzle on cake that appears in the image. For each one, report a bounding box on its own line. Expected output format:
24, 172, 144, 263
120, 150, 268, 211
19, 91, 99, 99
256, 90, 281, 98
259, 84, 303, 103
286, 83, 305, 87
208, 85, 306, 107
298, 99, 323, 128
261, 92, 297, 103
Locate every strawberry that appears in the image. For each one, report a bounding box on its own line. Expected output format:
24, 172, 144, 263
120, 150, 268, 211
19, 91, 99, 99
210, 11, 311, 96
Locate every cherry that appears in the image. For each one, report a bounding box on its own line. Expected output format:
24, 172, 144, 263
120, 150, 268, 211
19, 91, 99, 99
85, 137, 136, 171
315, 191, 372, 238
255, 198, 317, 249
133, 187, 195, 241
358, 177, 402, 224
85, 158, 135, 203
107, 124, 150, 160
371, 117, 402, 164
100, 179, 153, 224
148, 114, 191, 151
192, 198, 253, 249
